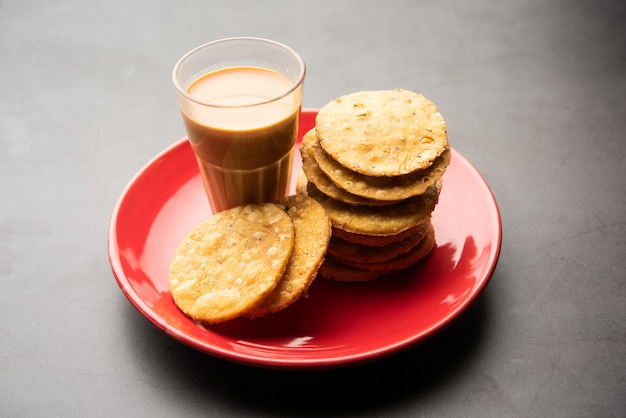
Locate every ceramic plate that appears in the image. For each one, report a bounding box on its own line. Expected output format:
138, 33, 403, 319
108, 109, 501, 369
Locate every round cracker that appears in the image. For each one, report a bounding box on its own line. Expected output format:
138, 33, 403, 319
168, 203, 294, 324
316, 89, 448, 176
306, 182, 439, 237
327, 221, 430, 264
315, 137, 451, 201
318, 256, 385, 282
331, 223, 423, 247
300, 130, 398, 207
341, 223, 436, 273
246, 195, 331, 318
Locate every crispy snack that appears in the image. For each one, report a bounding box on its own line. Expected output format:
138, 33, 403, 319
168, 204, 294, 324
327, 221, 430, 264
318, 224, 434, 282
316, 89, 448, 176
306, 182, 439, 237
295, 170, 308, 195
246, 195, 331, 318
314, 134, 451, 201
340, 223, 436, 272
318, 256, 385, 282
331, 223, 424, 246
300, 130, 396, 206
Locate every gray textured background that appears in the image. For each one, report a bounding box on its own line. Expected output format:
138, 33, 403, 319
2, 0, 625, 416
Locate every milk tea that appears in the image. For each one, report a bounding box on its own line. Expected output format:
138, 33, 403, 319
181, 66, 300, 212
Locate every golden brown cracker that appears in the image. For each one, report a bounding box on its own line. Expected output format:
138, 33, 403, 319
168, 203, 294, 324
316, 89, 448, 176
318, 256, 385, 282
307, 181, 439, 237
246, 195, 331, 318
341, 223, 436, 273
300, 129, 396, 206
327, 221, 430, 264
331, 223, 423, 247
295, 170, 308, 195
315, 138, 451, 202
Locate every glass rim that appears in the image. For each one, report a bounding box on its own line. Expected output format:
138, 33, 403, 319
172, 37, 306, 109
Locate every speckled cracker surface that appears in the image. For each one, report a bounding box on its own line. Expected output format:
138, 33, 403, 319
300, 129, 395, 206
306, 182, 438, 237
168, 203, 294, 324
246, 195, 331, 318
316, 89, 448, 176
313, 129, 451, 202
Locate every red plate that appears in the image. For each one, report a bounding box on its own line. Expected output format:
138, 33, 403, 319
108, 109, 501, 369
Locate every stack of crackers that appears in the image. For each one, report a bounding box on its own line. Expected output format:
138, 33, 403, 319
168, 88, 450, 323
298, 89, 450, 281
168, 195, 331, 324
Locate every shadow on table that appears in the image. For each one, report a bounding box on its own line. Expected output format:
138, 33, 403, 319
121, 275, 495, 416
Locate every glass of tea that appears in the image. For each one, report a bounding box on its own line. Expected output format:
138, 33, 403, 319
172, 37, 306, 213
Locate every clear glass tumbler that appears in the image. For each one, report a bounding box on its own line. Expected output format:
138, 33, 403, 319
172, 37, 306, 213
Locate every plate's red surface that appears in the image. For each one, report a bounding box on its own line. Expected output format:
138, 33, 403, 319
108, 109, 501, 369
